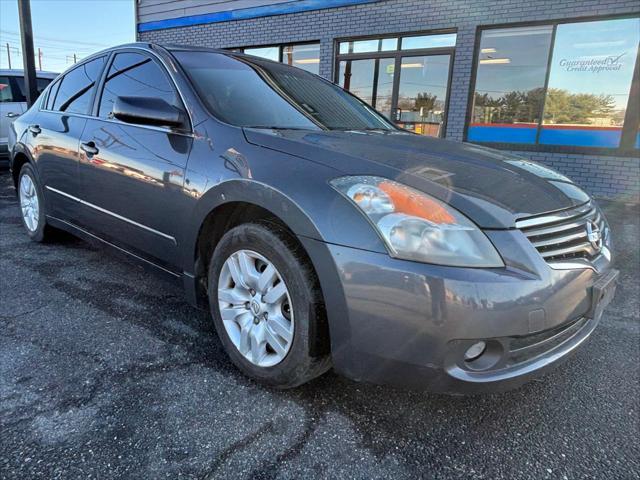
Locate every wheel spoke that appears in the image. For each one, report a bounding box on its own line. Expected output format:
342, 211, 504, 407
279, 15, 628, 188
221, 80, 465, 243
257, 263, 276, 293
237, 251, 259, 288
250, 325, 267, 364
239, 323, 251, 355
264, 282, 287, 304
20, 179, 29, 197
265, 327, 286, 357
227, 256, 246, 289
218, 287, 248, 305
220, 305, 244, 321
268, 314, 293, 343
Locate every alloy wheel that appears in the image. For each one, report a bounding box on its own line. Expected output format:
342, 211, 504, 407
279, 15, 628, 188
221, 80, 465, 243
19, 174, 39, 232
217, 249, 294, 367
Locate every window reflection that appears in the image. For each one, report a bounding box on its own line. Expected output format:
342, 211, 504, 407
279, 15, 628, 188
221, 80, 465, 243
242, 43, 320, 75
339, 59, 375, 105
468, 26, 553, 144
282, 43, 320, 74
540, 18, 640, 148
469, 17, 640, 149
396, 55, 451, 137
375, 58, 395, 119
401, 33, 457, 50
243, 46, 279, 62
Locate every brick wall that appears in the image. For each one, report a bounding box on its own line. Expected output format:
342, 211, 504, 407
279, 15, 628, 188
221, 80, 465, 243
139, 0, 640, 201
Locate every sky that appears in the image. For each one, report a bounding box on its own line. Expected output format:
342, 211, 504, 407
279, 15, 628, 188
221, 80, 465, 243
0, 0, 135, 73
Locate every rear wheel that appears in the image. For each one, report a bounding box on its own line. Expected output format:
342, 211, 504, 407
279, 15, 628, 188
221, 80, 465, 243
17, 163, 55, 242
208, 221, 331, 388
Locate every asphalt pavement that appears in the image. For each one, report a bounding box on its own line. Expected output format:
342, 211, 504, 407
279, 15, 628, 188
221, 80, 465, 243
1, 170, 638, 479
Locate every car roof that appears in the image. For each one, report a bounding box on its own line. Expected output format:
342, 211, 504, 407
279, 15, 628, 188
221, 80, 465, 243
0, 69, 59, 78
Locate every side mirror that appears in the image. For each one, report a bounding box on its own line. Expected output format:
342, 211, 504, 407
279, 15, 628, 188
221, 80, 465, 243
112, 96, 185, 129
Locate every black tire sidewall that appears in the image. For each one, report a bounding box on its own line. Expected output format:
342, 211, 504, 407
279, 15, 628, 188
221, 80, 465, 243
208, 222, 318, 387
18, 163, 47, 242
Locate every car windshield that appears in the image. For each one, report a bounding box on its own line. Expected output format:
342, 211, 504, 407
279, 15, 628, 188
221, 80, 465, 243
174, 50, 396, 131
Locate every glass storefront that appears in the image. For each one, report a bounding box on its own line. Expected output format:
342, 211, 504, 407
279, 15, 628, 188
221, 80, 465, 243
336, 32, 456, 137
468, 17, 640, 150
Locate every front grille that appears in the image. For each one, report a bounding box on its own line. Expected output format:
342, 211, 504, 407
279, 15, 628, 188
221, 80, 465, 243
516, 201, 608, 262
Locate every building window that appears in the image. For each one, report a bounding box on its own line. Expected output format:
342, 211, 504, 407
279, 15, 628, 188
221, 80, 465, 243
468, 16, 640, 151
239, 42, 320, 75
336, 31, 456, 138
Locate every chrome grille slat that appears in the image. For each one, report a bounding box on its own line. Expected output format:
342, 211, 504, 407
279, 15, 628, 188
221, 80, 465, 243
516, 201, 608, 264
516, 207, 596, 230
515, 203, 594, 229
531, 230, 588, 248
524, 220, 588, 238
540, 242, 593, 259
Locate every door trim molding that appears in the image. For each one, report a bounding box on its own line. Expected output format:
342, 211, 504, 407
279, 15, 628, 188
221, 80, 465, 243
46, 215, 181, 278
45, 186, 177, 244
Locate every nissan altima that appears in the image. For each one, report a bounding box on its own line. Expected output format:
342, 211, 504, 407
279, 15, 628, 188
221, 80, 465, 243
8, 43, 618, 393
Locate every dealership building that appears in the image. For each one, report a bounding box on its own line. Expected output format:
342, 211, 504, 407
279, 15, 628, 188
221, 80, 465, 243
137, 0, 640, 200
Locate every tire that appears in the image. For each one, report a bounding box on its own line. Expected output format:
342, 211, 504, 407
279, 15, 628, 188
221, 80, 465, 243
208, 221, 331, 388
17, 163, 56, 242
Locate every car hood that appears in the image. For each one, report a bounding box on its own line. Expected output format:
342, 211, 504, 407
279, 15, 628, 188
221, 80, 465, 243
243, 128, 591, 229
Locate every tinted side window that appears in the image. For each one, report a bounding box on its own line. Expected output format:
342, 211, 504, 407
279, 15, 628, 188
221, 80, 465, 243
98, 52, 177, 118
46, 80, 61, 110
7, 76, 53, 103
53, 56, 105, 114
0, 76, 14, 102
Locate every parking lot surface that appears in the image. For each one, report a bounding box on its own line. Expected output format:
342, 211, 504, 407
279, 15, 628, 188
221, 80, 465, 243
1, 170, 638, 479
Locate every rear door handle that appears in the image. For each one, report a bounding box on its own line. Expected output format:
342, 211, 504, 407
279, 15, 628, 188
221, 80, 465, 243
80, 141, 99, 156
6, 112, 19, 118
28, 125, 41, 135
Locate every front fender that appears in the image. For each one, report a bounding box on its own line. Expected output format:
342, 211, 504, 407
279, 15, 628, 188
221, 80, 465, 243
182, 179, 326, 274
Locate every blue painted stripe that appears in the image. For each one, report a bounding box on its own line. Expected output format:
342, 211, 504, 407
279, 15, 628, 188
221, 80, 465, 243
138, 0, 379, 32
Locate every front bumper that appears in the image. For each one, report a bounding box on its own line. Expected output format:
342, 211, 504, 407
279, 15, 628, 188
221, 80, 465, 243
300, 229, 614, 394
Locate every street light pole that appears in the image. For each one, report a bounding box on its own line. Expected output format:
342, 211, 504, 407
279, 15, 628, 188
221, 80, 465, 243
17, 0, 38, 107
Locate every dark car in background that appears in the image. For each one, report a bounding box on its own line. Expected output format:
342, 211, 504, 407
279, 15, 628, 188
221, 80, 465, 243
8, 43, 618, 393
1, 69, 56, 165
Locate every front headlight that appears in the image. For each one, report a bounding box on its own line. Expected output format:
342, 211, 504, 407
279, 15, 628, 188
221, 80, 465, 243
330, 176, 504, 267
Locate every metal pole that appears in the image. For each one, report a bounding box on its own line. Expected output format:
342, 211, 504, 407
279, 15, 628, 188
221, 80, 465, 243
38, 47, 42, 71
5, 43, 11, 69
17, 0, 38, 106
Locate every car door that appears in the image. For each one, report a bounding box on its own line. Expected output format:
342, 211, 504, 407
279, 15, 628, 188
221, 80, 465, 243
0, 75, 26, 154
78, 50, 193, 270
34, 57, 106, 222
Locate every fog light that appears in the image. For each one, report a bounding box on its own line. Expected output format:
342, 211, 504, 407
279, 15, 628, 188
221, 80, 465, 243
464, 341, 487, 362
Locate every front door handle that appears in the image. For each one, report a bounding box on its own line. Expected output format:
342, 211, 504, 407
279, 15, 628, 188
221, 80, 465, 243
80, 141, 99, 156
6, 112, 19, 118
28, 125, 41, 135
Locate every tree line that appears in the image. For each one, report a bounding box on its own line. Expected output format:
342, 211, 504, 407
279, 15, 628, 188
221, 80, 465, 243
472, 88, 623, 125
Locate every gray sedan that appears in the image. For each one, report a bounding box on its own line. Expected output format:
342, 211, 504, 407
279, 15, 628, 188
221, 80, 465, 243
8, 43, 618, 393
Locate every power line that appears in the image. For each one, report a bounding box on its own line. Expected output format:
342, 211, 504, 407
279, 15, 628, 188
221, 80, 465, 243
0, 28, 111, 48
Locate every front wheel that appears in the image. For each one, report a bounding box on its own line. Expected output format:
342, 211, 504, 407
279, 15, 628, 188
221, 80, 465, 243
208, 221, 331, 388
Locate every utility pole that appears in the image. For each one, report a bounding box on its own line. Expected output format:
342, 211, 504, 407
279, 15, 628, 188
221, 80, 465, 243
37, 47, 42, 71
17, 0, 38, 107
5, 43, 11, 69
